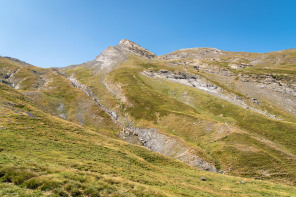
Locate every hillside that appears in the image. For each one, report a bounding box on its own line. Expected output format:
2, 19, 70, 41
3, 81, 296, 196
1, 40, 296, 196
59, 40, 296, 184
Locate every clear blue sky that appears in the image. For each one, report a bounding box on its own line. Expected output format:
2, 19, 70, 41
1, 0, 296, 67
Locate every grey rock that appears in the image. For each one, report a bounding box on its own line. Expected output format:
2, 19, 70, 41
117, 39, 156, 59
119, 127, 217, 172
251, 98, 260, 105
57, 103, 67, 120
200, 176, 207, 181
59, 39, 156, 75
25, 112, 36, 119
93, 46, 127, 73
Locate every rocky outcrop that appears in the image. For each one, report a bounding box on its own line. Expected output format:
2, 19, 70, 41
67, 74, 94, 97
142, 70, 280, 119
119, 127, 217, 172
69, 39, 156, 75
0, 66, 48, 90
57, 103, 67, 119
92, 46, 127, 73
143, 70, 222, 94
237, 74, 296, 115
0, 67, 21, 88
117, 39, 156, 59
238, 74, 296, 97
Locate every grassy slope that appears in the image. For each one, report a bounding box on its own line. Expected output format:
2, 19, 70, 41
62, 66, 121, 118
0, 57, 21, 74
28, 70, 120, 133
106, 56, 296, 185
0, 57, 119, 134
1, 84, 296, 196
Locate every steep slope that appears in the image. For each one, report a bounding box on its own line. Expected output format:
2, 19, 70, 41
2, 83, 296, 196
0, 56, 119, 133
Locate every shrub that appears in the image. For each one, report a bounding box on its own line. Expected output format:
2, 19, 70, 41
0, 166, 36, 185
24, 178, 42, 189
40, 180, 62, 191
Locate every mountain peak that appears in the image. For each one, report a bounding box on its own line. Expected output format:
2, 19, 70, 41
117, 39, 156, 59
119, 39, 136, 46
88, 39, 156, 73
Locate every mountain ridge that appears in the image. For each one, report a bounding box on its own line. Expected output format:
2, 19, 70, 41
2, 40, 296, 70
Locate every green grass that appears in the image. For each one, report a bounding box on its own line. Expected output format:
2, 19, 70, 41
0, 57, 21, 69
1, 83, 296, 196
63, 66, 119, 111
2, 64, 120, 133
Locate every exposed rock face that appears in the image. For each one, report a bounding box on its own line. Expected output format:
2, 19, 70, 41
119, 127, 217, 172
143, 70, 222, 94
1, 67, 22, 88
142, 70, 280, 119
117, 39, 156, 59
67, 74, 94, 97
238, 74, 296, 97
237, 74, 296, 115
57, 103, 67, 119
0, 66, 48, 91
93, 46, 127, 73
67, 39, 156, 74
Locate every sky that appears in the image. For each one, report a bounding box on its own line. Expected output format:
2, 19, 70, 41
0, 0, 296, 68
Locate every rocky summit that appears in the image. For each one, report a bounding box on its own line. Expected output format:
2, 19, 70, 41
0, 40, 296, 196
